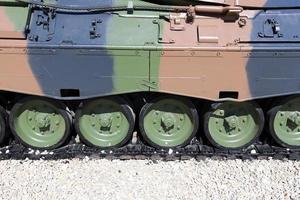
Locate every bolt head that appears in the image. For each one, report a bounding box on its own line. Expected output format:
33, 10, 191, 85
280, 112, 284, 117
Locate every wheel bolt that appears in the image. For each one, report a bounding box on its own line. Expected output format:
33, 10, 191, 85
153, 121, 157, 124
51, 130, 55, 133
155, 111, 160, 115
28, 117, 32, 121
117, 124, 120, 128
55, 121, 60, 126
280, 122, 283, 126
219, 129, 222, 132
238, 128, 241, 132
280, 112, 284, 117
177, 126, 180, 130
32, 127, 35, 130
92, 123, 96, 127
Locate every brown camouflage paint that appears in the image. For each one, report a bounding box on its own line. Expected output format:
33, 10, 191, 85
0, 7, 42, 96
157, 12, 253, 101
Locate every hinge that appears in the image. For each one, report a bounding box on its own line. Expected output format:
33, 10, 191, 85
153, 20, 175, 44
169, 14, 185, 31
139, 80, 158, 90
28, 9, 56, 42
90, 19, 102, 39
258, 19, 283, 38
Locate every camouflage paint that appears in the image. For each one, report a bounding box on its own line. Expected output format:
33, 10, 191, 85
1, 0, 300, 101
246, 3, 300, 100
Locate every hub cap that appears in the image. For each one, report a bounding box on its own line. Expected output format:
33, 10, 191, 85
10, 99, 69, 149
206, 102, 263, 149
76, 98, 134, 148
140, 98, 198, 148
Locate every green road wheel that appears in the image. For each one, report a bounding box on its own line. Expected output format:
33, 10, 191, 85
75, 97, 135, 148
139, 97, 199, 148
269, 97, 300, 147
9, 97, 71, 150
204, 102, 264, 149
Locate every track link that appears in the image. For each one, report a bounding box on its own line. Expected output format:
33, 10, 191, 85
1, 136, 300, 161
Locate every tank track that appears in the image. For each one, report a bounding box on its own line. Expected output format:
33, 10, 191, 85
1, 134, 300, 161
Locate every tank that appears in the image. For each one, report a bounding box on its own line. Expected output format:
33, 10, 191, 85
0, 0, 300, 157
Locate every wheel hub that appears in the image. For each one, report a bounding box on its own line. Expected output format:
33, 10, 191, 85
98, 114, 113, 128
225, 115, 239, 129
161, 113, 176, 131
36, 113, 51, 130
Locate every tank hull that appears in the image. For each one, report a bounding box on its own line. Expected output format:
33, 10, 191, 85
1, 0, 300, 151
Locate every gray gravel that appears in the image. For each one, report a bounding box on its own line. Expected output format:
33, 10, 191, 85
0, 158, 299, 200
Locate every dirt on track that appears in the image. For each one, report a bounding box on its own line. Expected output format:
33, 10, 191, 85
0, 158, 299, 200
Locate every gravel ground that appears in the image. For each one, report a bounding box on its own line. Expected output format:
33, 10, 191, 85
0, 158, 299, 200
